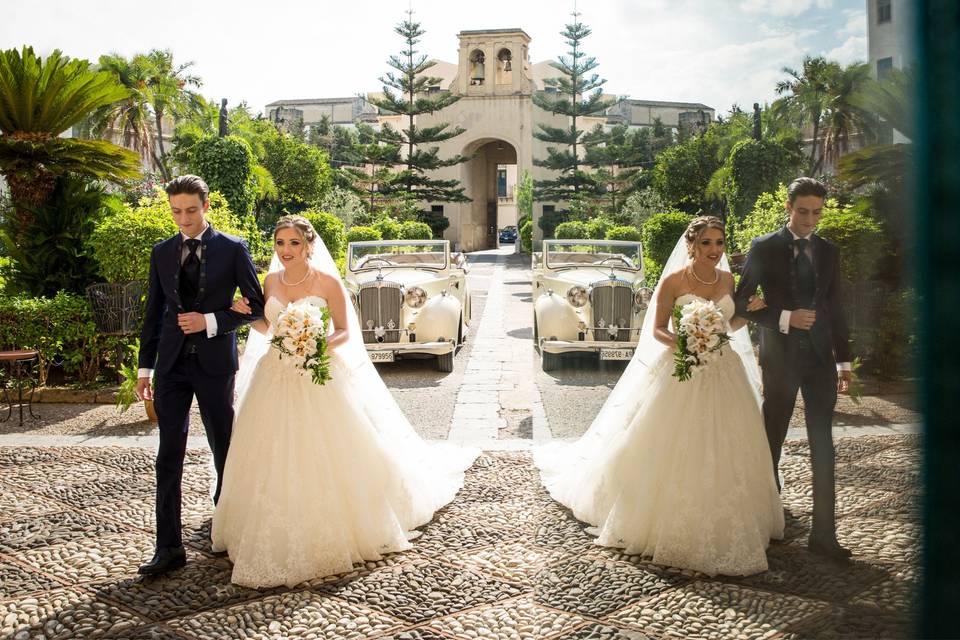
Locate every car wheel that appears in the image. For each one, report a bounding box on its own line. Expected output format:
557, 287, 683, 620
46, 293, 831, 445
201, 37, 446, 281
541, 348, 560, 371
436, 350, 454, 372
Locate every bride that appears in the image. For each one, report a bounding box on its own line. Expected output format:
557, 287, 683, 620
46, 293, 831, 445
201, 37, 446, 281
211, 215, 479, 588
534, 216, 784, 577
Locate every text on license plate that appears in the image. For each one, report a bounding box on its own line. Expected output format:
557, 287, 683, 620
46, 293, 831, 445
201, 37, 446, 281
600, 348, 633, 361
369, 351, 395, 363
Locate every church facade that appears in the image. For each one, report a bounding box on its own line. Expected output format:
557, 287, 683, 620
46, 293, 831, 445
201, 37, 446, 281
267, 29, 714, 251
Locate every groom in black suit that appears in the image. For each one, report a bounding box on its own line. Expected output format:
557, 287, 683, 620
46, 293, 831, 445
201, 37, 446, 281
735, 177, 853, 560
135, 175, 264, 575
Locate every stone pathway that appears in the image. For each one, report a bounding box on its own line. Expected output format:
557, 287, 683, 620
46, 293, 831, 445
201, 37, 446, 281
0, 434, 918, 639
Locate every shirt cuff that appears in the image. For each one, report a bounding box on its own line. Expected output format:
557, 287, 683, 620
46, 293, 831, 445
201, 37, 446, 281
837, 362, 852, 372
778, 310, 792, 334
205, 313, 218, 338
137, 368, 154, 379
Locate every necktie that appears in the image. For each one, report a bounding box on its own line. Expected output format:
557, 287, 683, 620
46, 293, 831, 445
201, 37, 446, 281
180, 239, 201, 310
794, 238, 815, 308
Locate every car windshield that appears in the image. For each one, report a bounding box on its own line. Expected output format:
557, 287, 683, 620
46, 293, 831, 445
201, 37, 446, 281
544, 241, 642, 270
349, 241, 448, 271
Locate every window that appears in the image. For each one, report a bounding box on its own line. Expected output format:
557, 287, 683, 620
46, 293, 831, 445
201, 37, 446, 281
877, 0, 892, 23
877, 57, 894, 81
431, 205, 444, 214
497, 168, 507, 197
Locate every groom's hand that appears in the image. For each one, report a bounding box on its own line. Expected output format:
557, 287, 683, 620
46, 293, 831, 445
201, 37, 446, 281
788, 309, 816, 330
135, 377, 153, 401
177, 312, 207, 334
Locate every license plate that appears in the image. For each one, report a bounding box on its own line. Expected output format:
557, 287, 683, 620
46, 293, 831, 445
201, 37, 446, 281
600, 348, 633, 361
369, 351, 395, 363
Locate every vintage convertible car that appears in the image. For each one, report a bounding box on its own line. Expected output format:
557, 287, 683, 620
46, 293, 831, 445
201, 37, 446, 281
344, 239, 471, 372
532, 239, 653, 371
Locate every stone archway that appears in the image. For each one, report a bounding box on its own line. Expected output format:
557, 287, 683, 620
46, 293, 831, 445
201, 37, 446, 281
460, 138, 518, 251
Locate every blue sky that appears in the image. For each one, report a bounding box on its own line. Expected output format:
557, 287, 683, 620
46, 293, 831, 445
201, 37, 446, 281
3, 0, 867, 118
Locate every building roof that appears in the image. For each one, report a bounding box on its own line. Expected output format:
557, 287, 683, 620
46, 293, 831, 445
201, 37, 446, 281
265, 97, 361, 107
458, 28, 531, 39
624, 99, 714, 111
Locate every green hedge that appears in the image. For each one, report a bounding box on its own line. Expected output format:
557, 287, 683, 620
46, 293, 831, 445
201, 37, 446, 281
373, 218, 402, 240
0, 292, 129, 386
555, 221, 588, 239
89, 189, 266, 282
586, 218, 613, 240
641, 211, 692, 268
399, 221, 433, 240
301, 209, 347, 261
346, 226, 382, 243
606, 226, 642, 242
519, 219, 533, 253
734, 185, 883, 282
188, 135, 256, 215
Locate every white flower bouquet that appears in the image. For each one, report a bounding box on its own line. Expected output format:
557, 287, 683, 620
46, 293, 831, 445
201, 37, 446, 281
270, 301, 332, 385
672, 298, 730, 381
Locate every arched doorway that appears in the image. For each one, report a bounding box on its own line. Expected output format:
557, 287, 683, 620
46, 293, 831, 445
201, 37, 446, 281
461, 138, 518, 251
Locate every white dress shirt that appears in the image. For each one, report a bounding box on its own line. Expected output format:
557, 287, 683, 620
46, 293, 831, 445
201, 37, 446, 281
777, 228, 851, 373
138, 224, 218, 379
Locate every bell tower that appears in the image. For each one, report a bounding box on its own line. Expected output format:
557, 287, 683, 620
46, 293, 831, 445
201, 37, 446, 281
455, 28, 533, 96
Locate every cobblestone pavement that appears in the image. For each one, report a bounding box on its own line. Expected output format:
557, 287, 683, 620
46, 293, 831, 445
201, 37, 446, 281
0, 433, 918, 639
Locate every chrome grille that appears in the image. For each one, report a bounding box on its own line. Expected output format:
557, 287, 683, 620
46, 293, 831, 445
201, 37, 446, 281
358, 282, 402, 344
591, 280, 633, 341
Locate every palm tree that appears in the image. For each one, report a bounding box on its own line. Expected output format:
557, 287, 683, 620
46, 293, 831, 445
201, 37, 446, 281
87, 53, 157, 167
839, 67, 913, 190
143, 49, 202, 180
0, 47, 140, 223
776, 56, 838, 175
821, 62, 872, 169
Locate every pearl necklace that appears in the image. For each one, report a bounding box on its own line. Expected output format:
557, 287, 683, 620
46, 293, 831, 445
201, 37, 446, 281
688, 264, 719, 286
281, 267, 312, 287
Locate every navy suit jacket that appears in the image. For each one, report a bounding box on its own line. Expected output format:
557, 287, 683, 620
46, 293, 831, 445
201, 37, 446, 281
138, 226, 265, 376
734, 226, 852, 367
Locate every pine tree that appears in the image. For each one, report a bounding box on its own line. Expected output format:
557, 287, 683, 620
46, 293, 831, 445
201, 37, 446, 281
366, 11, 469, 203
583, 123, 646, 213
532, 14, 616, 202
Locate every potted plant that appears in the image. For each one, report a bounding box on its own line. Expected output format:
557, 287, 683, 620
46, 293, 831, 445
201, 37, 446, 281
116, 340, 157, 421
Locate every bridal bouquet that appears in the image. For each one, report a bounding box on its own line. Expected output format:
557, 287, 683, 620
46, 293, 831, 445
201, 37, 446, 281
271, 301, 332, 385
672, 299, 730, 382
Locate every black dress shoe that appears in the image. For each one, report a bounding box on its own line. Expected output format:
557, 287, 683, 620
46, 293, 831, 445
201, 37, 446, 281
138, 546, 187, 575
808, 537, 853, 560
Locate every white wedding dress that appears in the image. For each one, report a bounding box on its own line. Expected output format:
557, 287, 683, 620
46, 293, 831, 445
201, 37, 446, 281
534, 292, 784, 577
211, 295, 478, 588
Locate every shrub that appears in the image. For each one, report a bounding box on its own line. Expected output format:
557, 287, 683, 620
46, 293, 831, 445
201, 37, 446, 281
188, 135, 256, 215
641, 211, 692, 268
373, 218, 402, 240
0, 256, 12, 293
319, 186, 366, 228
585, 217, 613, 240
0, 292, 130, 386
621, 187, 669, 229
301, 209, 346, 262
399, 221, 433, 240
537, 208, 568, 239
417, 209, 450, 240
724, 138, 801, 222
346, 226, 382, 243
519, 219, 533, 253
606, 226, 642, 242
89, 189, 256, 283
734, 184, 883, 282
554, 221, 588, 239
0, 176, 121, 297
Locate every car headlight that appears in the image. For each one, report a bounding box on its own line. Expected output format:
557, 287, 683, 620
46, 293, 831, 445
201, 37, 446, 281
404, 286, 427, 309
348, 290, 359, 310
566, 285, 588, 308
634, 287, 653, 309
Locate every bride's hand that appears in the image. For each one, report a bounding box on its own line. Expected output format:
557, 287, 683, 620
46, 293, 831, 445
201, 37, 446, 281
746, 294, 766, 312
231, 297, 252, 315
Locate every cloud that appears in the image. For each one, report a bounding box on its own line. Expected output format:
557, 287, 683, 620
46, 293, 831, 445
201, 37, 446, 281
825, 35, 868, 64
739, 0, 833, 17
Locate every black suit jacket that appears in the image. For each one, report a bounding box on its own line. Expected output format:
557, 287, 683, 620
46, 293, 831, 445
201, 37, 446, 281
734, 227, 851, 367
138, 226, 265, 376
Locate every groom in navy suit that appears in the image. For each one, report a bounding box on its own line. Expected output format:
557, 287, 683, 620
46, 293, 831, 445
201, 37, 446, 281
735, 177, 853, 561
135, 175, 265, 575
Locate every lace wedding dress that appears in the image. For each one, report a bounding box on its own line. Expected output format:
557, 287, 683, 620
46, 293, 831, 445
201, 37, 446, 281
534, 293, 784, 576
211, 295, 477, 588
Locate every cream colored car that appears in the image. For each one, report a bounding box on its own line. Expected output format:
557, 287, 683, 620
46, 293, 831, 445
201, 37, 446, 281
345, 240, 471, 372
532, 240, 652, 371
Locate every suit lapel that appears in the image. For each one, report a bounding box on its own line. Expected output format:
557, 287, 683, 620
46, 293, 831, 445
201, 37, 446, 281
169, 234, 184, 310
812, 234, 828, 304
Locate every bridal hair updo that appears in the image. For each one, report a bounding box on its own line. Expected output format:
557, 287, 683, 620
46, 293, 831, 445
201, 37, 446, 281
274, 215, 318, 258
684, 216, 725, 258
